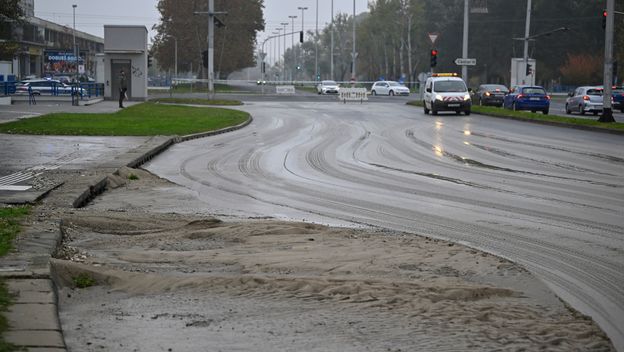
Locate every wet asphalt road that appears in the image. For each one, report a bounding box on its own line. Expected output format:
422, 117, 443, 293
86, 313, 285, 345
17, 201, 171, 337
145, 100, 624, 350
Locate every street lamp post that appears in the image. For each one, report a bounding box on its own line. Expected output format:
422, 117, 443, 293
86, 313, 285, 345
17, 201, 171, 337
281, 22, 289, 80
72, 4, 77, 81
330, 0, 334, 80
275, 28, 283, 81
289, 15, 297, 81
298, 7, 308, 80
315, 0, 319, 81
168, 36, 178, 79
351, 0, 356, 82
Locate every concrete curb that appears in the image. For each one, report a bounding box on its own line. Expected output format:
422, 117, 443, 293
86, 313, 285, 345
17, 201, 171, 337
72, 114, 252, 208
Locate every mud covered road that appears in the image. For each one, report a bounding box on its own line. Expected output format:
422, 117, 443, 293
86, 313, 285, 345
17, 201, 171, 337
142, 101, 624, 349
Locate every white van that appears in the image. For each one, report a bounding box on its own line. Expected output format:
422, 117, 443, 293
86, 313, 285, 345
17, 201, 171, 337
423, 73, 471, 115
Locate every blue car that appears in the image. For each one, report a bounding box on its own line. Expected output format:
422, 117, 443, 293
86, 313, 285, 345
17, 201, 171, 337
612, 86, 624, 113
504, 85, 550, 114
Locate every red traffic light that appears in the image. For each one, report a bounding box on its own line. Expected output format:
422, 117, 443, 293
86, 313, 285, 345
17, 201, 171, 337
431, 49, 438, 56
603, 10, 608, 17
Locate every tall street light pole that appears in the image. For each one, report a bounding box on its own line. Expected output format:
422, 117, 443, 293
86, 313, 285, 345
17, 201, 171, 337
281, 22, 289, 81
72, 4, 77, 81
276, 27, 283, 81
298, 7, 308, 80
523, 0, 532, 85
331, 0, 334, 80
600, 0, 616, 123
351, 0, 356, 82
461, 0, 469, 84
315, 0, 319, 81
289, 15, 297, 81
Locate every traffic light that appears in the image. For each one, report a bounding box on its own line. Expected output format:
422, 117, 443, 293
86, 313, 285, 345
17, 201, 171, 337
261, 62, 266, 73
430, 49, 438, 67
147, 55, 153, 68
602, 10, 607, 29
202, 50, 208, 68
299, 31, 304, 43
525, 63, 533, 76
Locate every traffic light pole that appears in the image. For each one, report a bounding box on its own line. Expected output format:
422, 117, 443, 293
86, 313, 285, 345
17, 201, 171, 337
600, 0, 615, 123
261, 31, 299, 94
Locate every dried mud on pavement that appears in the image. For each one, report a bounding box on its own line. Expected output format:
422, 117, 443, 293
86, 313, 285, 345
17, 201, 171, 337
50, 167, 614, 351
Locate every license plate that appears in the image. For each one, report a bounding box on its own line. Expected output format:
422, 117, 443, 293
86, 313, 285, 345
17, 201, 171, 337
530, 97, 540, 101
448, 103, 460, 107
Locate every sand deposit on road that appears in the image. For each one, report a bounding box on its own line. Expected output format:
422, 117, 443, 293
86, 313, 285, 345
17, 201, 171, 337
52, 167, 613, 351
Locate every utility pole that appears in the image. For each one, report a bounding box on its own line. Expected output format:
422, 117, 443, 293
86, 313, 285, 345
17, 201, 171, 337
315, 0, 319, 81
298, 7, 308, 80
72, 4, 77, 81
523, 0, 532, 85
330, 0, 334, 81
600, 0, 615, 123
289, 15, 297, 81
276, 27, 283, 81
351, 0, 356, 83
207, 0, 214, 93
281, 22, 289, 81
461, 0, 469, 84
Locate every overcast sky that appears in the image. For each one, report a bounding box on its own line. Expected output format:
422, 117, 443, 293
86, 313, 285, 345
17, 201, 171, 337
34, 0, 370, 45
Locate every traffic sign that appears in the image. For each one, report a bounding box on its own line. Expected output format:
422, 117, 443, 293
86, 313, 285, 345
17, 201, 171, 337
454, 58, 477, 66
428, 32, 439, 45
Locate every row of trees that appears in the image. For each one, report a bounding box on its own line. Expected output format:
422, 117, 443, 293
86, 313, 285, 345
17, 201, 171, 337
279, 0, 623, 88
152, 0, 264, 79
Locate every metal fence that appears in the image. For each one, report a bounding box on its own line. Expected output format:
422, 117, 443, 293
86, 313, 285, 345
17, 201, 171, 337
0, 81, 104, 99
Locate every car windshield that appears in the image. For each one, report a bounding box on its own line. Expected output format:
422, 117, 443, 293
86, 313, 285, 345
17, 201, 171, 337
483, 84, 508, 92
322, 81, 337, 85
434, 80, 467, 92
586, 89, 603, 96
521, 87, 546, 95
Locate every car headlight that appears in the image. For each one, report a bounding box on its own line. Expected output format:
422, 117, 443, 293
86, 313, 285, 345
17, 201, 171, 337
464, 94, 471, 101
435, 94, 443, 101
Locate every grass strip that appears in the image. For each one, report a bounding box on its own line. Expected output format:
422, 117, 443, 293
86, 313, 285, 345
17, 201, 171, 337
0, 206, 30, 351
0, 102, 249, 136
406, 100, 624, 132
150, 97, 242, 106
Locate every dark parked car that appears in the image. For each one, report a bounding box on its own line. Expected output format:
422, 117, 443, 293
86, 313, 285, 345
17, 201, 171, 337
611, 86, 624, 112
475, 84, 508, 107
503, 85, 550, 114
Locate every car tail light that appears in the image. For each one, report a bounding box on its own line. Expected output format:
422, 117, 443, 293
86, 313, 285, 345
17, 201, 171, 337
583, 95, 590, 101
546, 95, 551, 100
517, 94, 524, 99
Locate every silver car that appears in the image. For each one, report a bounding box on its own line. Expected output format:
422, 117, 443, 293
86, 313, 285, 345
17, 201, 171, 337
316, 80, 340, 95
565, 86, 603, 115
15, 79, 86, 96
371, 81, 410, 96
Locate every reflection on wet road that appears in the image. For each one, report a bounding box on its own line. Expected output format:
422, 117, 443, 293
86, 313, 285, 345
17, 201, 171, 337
145, 102, 624, 350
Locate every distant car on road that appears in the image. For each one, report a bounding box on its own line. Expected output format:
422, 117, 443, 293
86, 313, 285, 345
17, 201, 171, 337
474, 84, 508, 107
504, 85, 550, 114
316, 80, 340, 95
15, 79, 85, 96
370, 81, 410, 96
565, 86, 603, 116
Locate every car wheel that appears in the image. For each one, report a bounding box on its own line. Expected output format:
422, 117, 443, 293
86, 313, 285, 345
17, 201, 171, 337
431, 105, 438, 115
389, 90, 395, 96
565, 104, 571, 114
465, 110, 471, 116
542, 109, 549, 115
579, 105, 585, 115
371, 90, 377, 96
456, 111, 461, 115
423, 101, 429, 114
620, 109, 624, 113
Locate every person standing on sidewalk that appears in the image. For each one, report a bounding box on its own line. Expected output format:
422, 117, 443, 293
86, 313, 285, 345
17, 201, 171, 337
119, 70, 128, 108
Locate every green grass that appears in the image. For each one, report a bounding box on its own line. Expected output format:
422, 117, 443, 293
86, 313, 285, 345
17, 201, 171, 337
0, 206, 30, 257
406, 100, 624, 132
72, 273, 96, 289
0, 206, 30, 351
150, 97, 242, 106
0, 102, 249, 136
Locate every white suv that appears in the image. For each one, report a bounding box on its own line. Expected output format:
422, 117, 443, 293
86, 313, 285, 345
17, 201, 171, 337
423, 74, 471, 115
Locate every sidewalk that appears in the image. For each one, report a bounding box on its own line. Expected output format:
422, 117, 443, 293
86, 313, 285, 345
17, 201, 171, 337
0, 135, 171, 351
